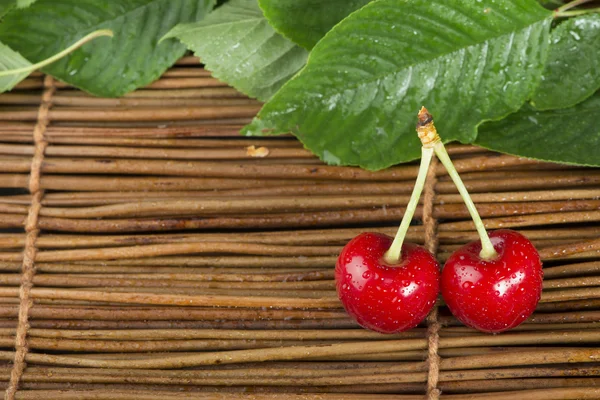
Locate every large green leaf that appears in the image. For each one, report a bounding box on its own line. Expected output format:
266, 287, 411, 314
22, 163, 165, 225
243, 0, 553, 170
531, 14, 600, 110
163, 0, 308, 101
258, 0, 372, 49
0, 0, 214, 97
476, 91, 600, 166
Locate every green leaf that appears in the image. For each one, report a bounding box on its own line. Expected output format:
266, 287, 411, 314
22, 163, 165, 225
0, 0, 15, 17
0, 42, 31, 92
0, 0, 215, 97
0, 30, 113, 93
0, 0, 36, 18
476, 91, 600, 166
537, 0, 562, 9
16, 0, 36, 7
243, 0, 553, 170
258, 0, 372, 49
164, 0, 308, 101
531, 14, 600, 110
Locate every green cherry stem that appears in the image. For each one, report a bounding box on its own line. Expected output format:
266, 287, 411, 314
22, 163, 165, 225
383, 145, 434, 264
433, 141, 497, 260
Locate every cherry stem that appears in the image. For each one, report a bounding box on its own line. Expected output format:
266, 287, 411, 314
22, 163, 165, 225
384, 146, 434, 264
433, 141, 498, 260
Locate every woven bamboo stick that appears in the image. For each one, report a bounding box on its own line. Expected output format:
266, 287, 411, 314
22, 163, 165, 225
31, 198, 600, 219
0, 365, 599, 387
0, 278, 337, 293
19, 329, 407, 341
0, 106, 263, 121
29, 188, 600, 207
42, 255, 337, 267
1, 188, 599, 214
12, 79, 43, 90
0, 337, 368, 352
175, 56, 201, 65
122, 87, 247, 98
2, 200, 599, 232
44, 136, 298, 147
15, 319, 362, 330
442, 210, 600, 230
0, 242, 342, 262
1, 152, 545, 177
3, 206, 599, 233
0, 143, 313, 160
160, 68, 213, 77
38, 209, 600, 234
0, 264, 330, 274
14, 345, 580, 361
543, 261, 600, 278
540, 238, 600, 260
144, 77, 228, 89
0, 175, 323, 191
0, 332, 598, 369
2, 170, 597, 194
2, 226, 598, 250
0, 94, 259, 107
0, 288, 334, 301
9, 390, 418, 399
443, 387, 600, 400
0, 255, 337, 269
0, 287, 341, 308
42, 124, 246, 136
36, 197, 412, 219
2, 363, 598, 382
0, 305, 347, 320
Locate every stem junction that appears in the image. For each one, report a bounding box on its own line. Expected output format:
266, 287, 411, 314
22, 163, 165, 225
383, 107, 439, 264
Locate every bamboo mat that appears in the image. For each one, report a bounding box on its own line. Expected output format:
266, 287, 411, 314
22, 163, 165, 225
0, 56, 599, 399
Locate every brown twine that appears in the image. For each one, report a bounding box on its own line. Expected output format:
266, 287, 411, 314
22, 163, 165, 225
4, 75, 54, 400
423, 156, 441, 399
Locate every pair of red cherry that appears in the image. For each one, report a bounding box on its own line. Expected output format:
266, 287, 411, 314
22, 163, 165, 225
335, 109, 543, 334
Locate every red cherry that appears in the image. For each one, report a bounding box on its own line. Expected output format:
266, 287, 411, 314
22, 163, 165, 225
441, 229, 543, 333
335, 232, 440, 334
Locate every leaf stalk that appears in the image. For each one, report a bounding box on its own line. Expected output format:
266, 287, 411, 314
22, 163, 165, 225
433, 141, 497, 260
0, 29, 113, 77
384, 145, 434, 264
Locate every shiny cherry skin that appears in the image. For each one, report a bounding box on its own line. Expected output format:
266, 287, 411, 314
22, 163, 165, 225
335, 232, 440, 334
441, 229, 543, 333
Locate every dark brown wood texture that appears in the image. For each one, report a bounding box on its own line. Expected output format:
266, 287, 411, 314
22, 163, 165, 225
0, 57, 599, 399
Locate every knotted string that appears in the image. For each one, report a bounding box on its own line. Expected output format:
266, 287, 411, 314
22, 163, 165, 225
423, 156, 441, 399
5, 75, 54, 400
